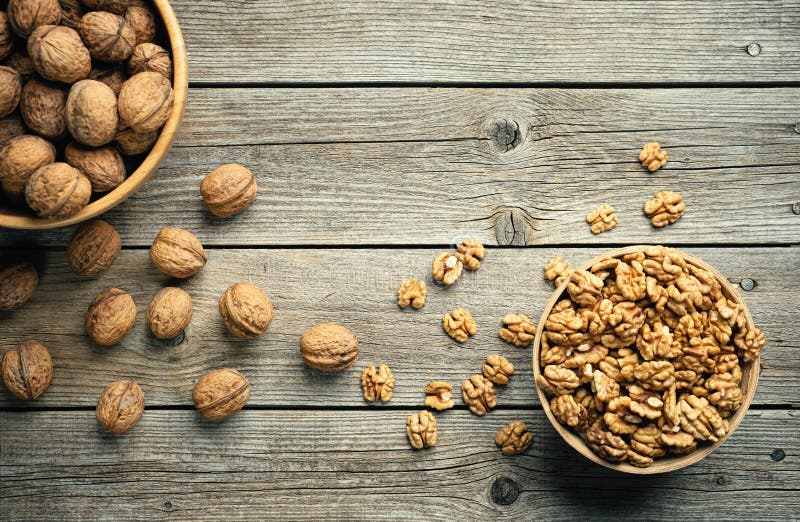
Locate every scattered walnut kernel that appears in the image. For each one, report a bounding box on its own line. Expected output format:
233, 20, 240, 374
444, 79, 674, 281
586, 204, 619, 234
498, 313, 536, 347
483, 354, 514, 385
431, 251, 463, 286
360, 364, 395, 403
544, 255, 571, 287
495, 421, 533, 455
397, 278, 426, 310
462, 374, 497, 416
424, 381, 454, 411
644, 190, 685, 228
454, 239, 485, 271
406, 410, 437, 449
442, 308, 477, 343
639, 142, 668, 172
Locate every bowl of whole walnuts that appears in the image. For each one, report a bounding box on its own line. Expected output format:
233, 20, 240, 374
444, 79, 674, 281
0, 0, 187, 229
533, 245, 764, 474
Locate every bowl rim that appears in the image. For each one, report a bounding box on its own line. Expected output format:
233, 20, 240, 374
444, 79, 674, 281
0, 0, 189, 230
531, 245, 760, 474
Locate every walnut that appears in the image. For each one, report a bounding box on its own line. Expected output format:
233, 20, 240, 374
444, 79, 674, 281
66, 79, 118, 147
0, 134, 56, 186
64, 142, 125, 192
659, 429, 696, 454
615, 260, 646, 301
567, 270, 604, 308
219, 282, 274, 339
544, 255, 571, 286
79, 11, 136, 63
424, 381, 454, 410
89, 65, 126, 95
462, 374, 497, 416
149, 227, 207, 278
678, 395, 727, 442
7, 0, 62, 38
431, 251, 462, 286
639, 141, 668, 172
627, 385, 663, 420
66, 219, 121, 276
544, 300, 586, 347
630, 424, 665, 459
125, 5, 155, 45
192, 368, 250, 422
454, 238, 485, 270
498, 313, 536, 347
1, 340, 52, 400
734, 324, 765, 362
25, 162, 91, 218
705, 372, 743, 418
608, 301, 645, 346
592, 370, 620, 404
603, 411, 638, 435
633, 361, 675, 391
200, 163, 257, 217
406, 410, 437, 449
27, 25, 91, 83
2, 50, 35, 80
637, 322, 679, 361
397, 278, 426, 309
58, 0, 83, 29
114, 124, 157, 155
442, 308, 477, 342
128, 42, 171, 79
0, 66, 21, 118
81, 0, 138, 15
118, 71, 173, 133
644, 190, 685, 227
550, 394, 588, 429
642, 246, 687, 283
0, 12, 14, 60
584, 422, 629, 462
482, 354, 514, 385
360, 363, 395, 402
20, 78, 67, 139
96, 380, 144, 434
300, 322, 359, 371
85, 287, 137, 346
586, 204, 618, 234
146, 287, 192, 340
0, 112, 26, 148
495, 421, 532, 455
535, 365, 580, 396
0, 261, 38, 311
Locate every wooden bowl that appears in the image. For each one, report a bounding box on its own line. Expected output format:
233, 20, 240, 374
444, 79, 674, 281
532, 246, 760, 474
0, 0, 188, 230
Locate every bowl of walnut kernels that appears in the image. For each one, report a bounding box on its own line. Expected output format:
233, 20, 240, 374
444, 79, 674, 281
533, 245, 765, 474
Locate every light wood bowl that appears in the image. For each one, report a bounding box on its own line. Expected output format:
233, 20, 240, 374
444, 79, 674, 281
532, 246, 760, 474
0, 0, 188, 230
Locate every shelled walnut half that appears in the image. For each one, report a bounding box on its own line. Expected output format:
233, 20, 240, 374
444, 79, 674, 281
499, 313, 536, 347
360, 364, 395, 403
431, 252, 463, 286
424, 381, 454, 411
495, 421, 533, 455
407, 410, 438, 449
397, 278, 426, 309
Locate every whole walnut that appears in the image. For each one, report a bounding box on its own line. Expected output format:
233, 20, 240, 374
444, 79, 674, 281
66, 79, 118, 147
300, 322, 359, 371
118, 71, 173, 133
0, 66, 21, 118
64, 141, 125, 192
78, 11, 136, 63
7, 0, 62, 37
0, 12, 14, 60
200, 163, 257, 217
85, 287, 137, 346
66, 219, 121, 276
219, 282, 273, 338
149, 227, 206, 278
2, 50, 35, 80
0, 112, 26, 147
1, 340, 52, 400
114, 124, 156, 155
0, 134, 56, 186
20, 78, 67, 138
128, 43, 171, 79
27, 25, 91, 83
57, 0, 83, 29
0, 261, 38, 311
96, 379, 144, 434
88, 65, 126, 95
125, 5, 155, 45
193, 368, 250, 422
25, 162, 91, 218
146, 286, 192, 339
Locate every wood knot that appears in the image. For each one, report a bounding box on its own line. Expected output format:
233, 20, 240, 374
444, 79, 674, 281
792, 202, 800, 215
494, 208, 533, 246
490, 476, 519, 505
771, 449, 786, 462
163, 501, 173, 511
488, 118, 524, 152
739, 278, 755, 291
715, 476, 726, 486
155, 330, 186, 347
746, 43, 762, 56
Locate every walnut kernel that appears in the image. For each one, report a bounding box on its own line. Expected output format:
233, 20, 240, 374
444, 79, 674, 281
544, 255, 571, 286
586, 204, 619, 234
431, 251, 462, 286
483, 354, 514, 385
495, 421, 532, 455
1, 340, 52, 400
498, 313, 536, 347
462, 374, 497, 416
397, 278, 426, 310
360, 363, 395, 403
639, 142, 668, 172
454, 238, 485, 270
442, 307, 477, 343
424, 381, 454, 411
644, 190, 685, 228
406, 410, 437, 449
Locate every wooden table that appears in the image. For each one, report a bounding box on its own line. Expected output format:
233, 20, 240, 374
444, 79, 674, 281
2, 1, 800, 519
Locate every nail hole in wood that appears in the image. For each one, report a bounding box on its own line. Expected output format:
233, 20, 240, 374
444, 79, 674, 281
716, 476, 726, 486
491, 476, 519, 505
739, 278, 755, 291
746, 43, 762, 56
164, 501, 173, 510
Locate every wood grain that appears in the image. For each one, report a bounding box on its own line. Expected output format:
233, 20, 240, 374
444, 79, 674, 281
1, 409, 797, 520
171, 0, 800, 84
0, 248, 795, 408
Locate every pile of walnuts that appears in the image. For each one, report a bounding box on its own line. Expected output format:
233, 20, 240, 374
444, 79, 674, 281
0, 0, 174, 219
537, 246, 765, 467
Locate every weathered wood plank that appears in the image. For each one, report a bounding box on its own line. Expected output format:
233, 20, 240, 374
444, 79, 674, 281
172, 1, 800, 84
2, 87, 799, 246
0, 248, 795, 407
1, 409, 797, 520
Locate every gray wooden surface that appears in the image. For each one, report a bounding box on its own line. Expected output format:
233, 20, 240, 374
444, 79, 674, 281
1, 1, 800, 521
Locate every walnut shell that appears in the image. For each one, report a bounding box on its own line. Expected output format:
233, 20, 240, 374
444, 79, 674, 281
57, 0, 83, 29
0, 66, 22, 118
149, 227, 206, 278
118, 71, 173, 133
7, 0, 62, 38
25, 162, 91, 218
0, 113, 26, 148
0, 12, 14, 60
146, 286, 192, 339
2, 50, 35, 80
20, 78, 67, 139
66, 219, 121, 276
88, 65, 126, 95
0, 261, 38, 311
1, 340, 52, 400
85, 287, 136, 346
114, 124, 156, 155
192, 368, 250, 422
127, 42, 171, 79
200, 164, 257, 217
66, 79, 118, 147
218, 282, 274, 339
300, 322, 359, 372
64, 141, 125, 192
0, 134, 56, 185
79, 11, 135, 63
27, 25, 91, 83
96, 379, 144, 434
125, 5, 154, 45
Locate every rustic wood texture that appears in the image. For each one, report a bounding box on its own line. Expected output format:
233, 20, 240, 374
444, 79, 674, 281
0, 247, 795, 408
172, 1, 800, 84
